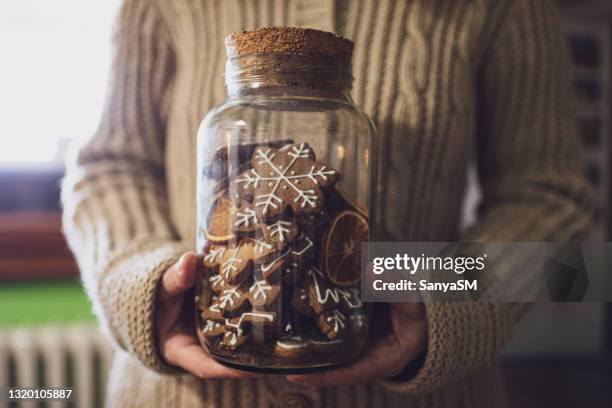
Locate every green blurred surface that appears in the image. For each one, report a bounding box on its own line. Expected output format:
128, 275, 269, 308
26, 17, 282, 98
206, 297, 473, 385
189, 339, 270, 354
0, 281, 95, 327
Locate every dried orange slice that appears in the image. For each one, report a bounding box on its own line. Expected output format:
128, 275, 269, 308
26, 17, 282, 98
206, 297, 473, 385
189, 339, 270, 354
323, 210, 369, 287
205, 194, 235, 244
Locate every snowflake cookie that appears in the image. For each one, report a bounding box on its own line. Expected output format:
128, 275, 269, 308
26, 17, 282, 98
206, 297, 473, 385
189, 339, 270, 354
233, 143, 339, 220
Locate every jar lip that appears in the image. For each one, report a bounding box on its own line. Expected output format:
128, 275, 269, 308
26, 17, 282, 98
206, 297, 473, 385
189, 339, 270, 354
226, 51, 352, 65
224, 52, 353, 94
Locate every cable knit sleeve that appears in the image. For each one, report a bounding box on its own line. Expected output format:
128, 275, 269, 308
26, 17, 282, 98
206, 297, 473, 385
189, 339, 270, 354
61, 0, 188, 373
381, 0, 593, 394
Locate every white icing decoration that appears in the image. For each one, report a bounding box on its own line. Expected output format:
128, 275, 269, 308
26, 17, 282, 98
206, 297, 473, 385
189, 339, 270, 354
219, 287, 241, 309
338, 288, 363, 309
209, 302, 221, 314
292, 234, 313, 256
276, 336, 308, 350
326, 310, 346, 333
350, 313, 367, 328
203, 320, 221, 333
221, 248, 243, 280
225, 311, 275, 336
234, 207, 257, 228
204, 247, 225, 264
224, 331, 238, 346
266, 220, 293, 242
234, 143, 336, 214
285, 323, 292, 332
246, 237, 273, 255
209, 275, 223, 289
249, 278, 273, 301
260, 248, 290, 274
308, 267, 340, 305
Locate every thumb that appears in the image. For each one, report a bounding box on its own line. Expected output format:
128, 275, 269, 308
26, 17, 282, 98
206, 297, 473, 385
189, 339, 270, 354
159, 252, 200, 301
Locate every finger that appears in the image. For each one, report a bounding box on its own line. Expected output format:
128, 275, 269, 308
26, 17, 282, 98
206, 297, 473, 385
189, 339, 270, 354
159, 252, 199, 301
164, 334, 256, 380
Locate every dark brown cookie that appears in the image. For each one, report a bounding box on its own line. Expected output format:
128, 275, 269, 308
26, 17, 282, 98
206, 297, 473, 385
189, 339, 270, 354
220, 330, 248, 350
247, 277, 281, 309
204, 141, 294, 190
296, 207, 330, 233
290, 233, 315, 263
231, 201, 260, 235
262, 219, 298, 249
219, 238, 276, 285
205, 194, 235, 244
338, 287, 363, 312
291, 286, 315, 317
305, 267, 342, 314
316, 309, 347, 340
274, 336, 312, 359
217, 284, 250, 317
208, 274, 226, 294
202, 319, 226, 339
257, 247, 292, 280
233, 143, 339, 221
203, 245, 226, 269
225, 311, 277, 337
201, 298, 224, 321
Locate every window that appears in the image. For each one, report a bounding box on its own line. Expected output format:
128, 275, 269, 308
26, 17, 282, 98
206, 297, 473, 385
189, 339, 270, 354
0, 0, 121, 167
0, 1, 121, 280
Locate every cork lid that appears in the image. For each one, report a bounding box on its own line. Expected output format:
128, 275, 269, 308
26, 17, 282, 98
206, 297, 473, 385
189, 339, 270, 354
225, 27, 353, 60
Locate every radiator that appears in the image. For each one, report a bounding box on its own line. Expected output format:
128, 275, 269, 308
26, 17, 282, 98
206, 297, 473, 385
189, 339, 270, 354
0, 325, 113, 408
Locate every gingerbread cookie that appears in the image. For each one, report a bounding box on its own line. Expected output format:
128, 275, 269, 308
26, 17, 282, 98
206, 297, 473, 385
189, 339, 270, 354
208, 274, 226, 294
203, 246, 226, 268
233, 143, 339, 221
201, 298, 224, 321
291, 286, 315, 317
219, 238, 276, 285
202, 320, 226, 339
205, 194, 235, 244
257, 247, 292, 280
281, 260, 302, 286
274, 336, 311, 359
204, 141, 294, 189
221, 330, 248, 350
225, 311, 277, 339
305, 267, 342, 314
338, 287, 363, 311
290, 233, 315, 263
231, 201, 260, 235
296, 207, 330, 233
218, 284, 250, 317
263, 219, 298, 249
248, 277, 280, 309
316, 309, 347, 340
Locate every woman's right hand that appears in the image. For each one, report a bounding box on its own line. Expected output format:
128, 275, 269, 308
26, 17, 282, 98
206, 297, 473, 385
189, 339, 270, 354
155, 252, 255, 379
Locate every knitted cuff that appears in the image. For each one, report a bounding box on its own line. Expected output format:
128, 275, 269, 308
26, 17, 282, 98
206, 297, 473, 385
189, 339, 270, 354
98, 238, 190, 373
376, 302, 515, 395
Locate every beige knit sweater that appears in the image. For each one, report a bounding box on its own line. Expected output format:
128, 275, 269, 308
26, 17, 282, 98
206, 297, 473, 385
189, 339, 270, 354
62, 0, 593, 407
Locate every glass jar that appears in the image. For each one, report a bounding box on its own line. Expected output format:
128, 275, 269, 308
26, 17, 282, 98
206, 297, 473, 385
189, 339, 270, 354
195, 27, 376, 372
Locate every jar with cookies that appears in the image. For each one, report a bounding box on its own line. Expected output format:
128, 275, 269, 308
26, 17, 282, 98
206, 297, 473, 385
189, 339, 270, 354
195, 27, 377, 372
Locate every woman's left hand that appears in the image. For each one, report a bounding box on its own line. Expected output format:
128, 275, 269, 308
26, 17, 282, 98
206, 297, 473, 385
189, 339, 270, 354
286, 302, 427, 387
